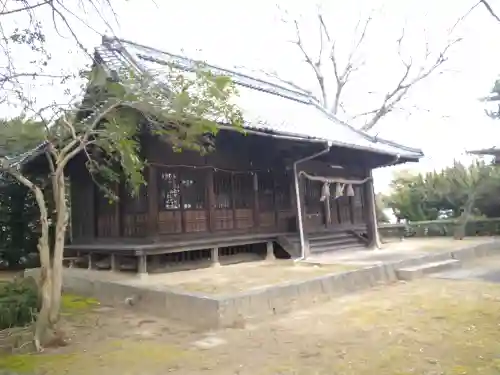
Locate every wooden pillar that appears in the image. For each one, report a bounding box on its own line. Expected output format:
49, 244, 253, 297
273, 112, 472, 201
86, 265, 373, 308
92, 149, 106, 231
87, 253, 93, 270
324, 194, 332, 227
230, 172, 236, 229
207, 169, 216, 232
110, 253, 118, 272
211, 247, 220, 267
349, 196, 355, 225
272, 174, 279, 229
363, 173, 378, 249
86, 178, 95, 239
137, 254, 148, 276
112, 186, 121, 237
266, 241, 275, 261
298, 175, 310, 257
118, 180, 125, 237
253, 172, 260, 229
147, 165, 158, 238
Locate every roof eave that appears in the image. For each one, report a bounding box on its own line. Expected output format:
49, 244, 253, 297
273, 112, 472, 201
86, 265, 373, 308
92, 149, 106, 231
237, 125, 423, 160
467, 147, 500, 156
313, 105, 424, 156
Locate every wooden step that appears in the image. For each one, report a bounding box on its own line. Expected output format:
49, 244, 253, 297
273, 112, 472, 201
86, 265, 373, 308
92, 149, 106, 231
396, 259, 461, 281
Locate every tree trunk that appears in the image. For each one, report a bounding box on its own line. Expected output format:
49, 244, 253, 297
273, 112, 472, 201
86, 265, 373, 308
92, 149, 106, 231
7, 162, 69, 350
34, 257, 52, 352
32, 187, 54, 350
49, 172, 68, 324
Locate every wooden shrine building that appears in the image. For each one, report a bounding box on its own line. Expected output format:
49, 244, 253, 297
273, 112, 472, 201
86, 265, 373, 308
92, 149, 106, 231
63, 37, 424, 273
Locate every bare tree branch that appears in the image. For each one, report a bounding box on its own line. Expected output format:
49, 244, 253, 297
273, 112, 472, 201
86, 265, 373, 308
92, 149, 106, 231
360, 36, 461, 132
322, 12, 372, 115
253, 69, 312, 94
266, 6, 471, 133
0, 0, 50, 16
291, 19, 327, 107
480, 0, 500, 23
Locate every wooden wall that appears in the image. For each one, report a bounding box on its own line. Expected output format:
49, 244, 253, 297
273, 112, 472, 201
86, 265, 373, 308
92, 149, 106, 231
69, 131, 374, 243
298, 159, 369, 232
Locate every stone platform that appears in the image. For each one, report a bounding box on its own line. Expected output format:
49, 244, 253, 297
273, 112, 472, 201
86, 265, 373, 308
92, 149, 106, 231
25, 238, 500, 329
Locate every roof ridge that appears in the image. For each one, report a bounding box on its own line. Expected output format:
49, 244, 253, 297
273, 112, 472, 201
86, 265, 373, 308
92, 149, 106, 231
101, 36, 315, 104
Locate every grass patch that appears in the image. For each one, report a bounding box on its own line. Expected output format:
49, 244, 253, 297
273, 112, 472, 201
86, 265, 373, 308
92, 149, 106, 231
0, 353, 77, 374
61, 294, 99, 312
0, 340, 190, 374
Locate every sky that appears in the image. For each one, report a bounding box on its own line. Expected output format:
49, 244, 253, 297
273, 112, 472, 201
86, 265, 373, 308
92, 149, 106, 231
2, 0, 500, 193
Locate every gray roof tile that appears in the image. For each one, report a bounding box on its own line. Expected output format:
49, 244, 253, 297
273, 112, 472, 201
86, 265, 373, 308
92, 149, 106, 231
97, 37, 424, 161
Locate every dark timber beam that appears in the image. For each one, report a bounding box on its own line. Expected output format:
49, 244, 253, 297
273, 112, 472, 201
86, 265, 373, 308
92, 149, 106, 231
253, 172, 260, 228
147, 165, 158, 238
363, 171, 377, 248
207, 169, 216, 232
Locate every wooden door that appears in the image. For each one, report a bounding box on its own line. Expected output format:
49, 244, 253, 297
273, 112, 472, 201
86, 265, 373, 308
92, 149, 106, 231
212, 171, 235, 231
180, 169, 208, 233
303, 179, 326, 232
95, 183, 119, 238
257, 171, 276, 229
157, 169, 183, 234
337, 194, 353, 226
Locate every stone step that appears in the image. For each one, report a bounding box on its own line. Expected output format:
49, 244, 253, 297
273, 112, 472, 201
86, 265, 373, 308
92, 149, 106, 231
311, 242, 366, 254
396, 259, 461, 281
288, 232, 353, 243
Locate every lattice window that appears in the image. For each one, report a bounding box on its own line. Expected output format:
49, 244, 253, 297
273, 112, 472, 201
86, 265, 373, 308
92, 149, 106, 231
258, 171, 275, 211
158, 169, 181, 210
180, 169, 206, 210
233, 173, 253, 209
275, 172, 291, 210
214, 171, 233, 209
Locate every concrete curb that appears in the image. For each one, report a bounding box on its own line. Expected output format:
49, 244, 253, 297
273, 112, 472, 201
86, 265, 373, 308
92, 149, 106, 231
25, 239, 500, 329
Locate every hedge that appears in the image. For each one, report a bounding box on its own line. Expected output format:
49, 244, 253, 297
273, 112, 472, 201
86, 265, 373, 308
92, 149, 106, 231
0, 277, 39, 330
379, 217, 500, 239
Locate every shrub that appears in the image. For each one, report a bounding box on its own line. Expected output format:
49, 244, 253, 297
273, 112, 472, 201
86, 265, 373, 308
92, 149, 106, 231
0, 277, 39, 329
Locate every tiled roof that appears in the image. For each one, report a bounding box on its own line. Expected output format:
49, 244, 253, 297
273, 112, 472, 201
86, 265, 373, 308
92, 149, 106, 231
468, 147, 500, 156
96, 36, 424, 161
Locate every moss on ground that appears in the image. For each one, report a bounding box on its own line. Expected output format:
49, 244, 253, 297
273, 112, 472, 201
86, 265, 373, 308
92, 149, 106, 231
0, 341, 189, 374
61, 294, 99, 312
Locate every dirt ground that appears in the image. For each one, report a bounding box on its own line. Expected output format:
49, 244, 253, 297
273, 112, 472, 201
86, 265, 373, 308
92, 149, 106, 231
132, 260, 357, 294
3, 275, 500, 374
307, 237, 495, 266
385, 237, 493, 252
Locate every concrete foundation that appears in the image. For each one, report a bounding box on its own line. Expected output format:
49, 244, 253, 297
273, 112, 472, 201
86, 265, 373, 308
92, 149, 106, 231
396, 259, 461, 281
25, 240, 500, 329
